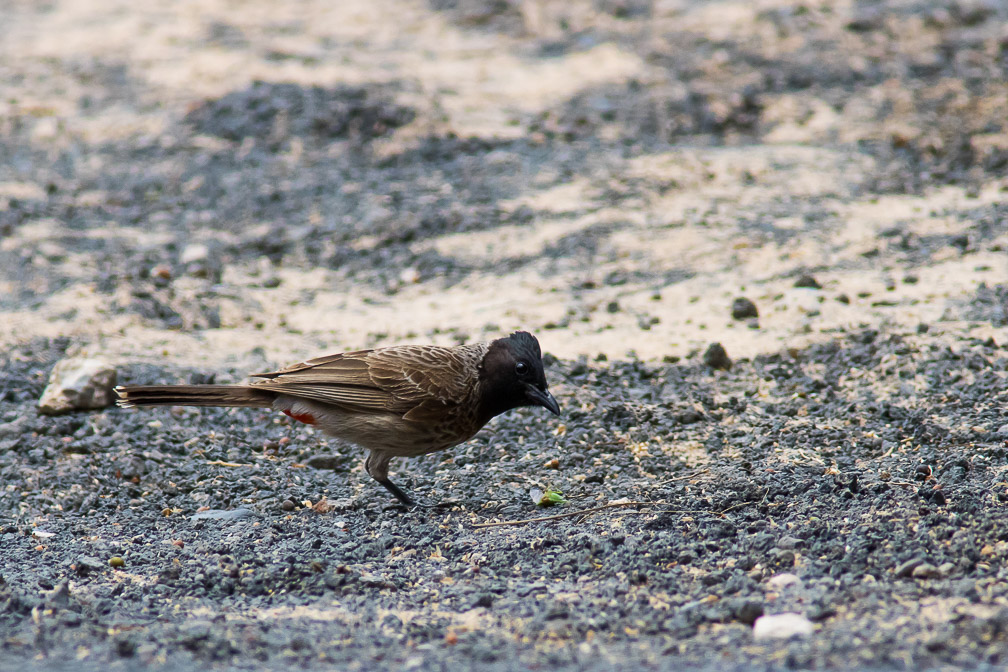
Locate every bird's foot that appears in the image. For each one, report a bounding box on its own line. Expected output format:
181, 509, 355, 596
377, 478, 461, 511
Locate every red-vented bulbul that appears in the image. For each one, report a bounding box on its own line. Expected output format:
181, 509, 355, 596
115, 331, 560, 506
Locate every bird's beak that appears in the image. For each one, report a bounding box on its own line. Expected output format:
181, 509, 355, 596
525, 385, 561, 415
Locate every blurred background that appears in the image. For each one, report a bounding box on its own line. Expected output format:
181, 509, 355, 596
2, 0, 1006, 366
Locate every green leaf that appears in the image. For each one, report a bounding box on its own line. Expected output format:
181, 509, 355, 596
536, 486, 566, 507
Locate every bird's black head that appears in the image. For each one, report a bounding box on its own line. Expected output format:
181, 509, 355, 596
478, 331, 560, 422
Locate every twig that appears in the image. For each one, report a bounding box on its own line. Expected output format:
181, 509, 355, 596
472, 501, 655, 528
657, 469, 710, 486
717, 500, 754, 515
206, 460, 255, 468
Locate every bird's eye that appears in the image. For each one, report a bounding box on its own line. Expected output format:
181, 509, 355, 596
515, 361, 529, 376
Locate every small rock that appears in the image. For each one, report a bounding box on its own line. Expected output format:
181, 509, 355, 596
774, 549, 796, 567
117, 456, 147, 480
280, 500, 296, 512
806, 602, 837, 621
360, 574, 396, 590
180, 243, 210, 266
674, 409, 704, 425
950, 234, 969, 250
895, 557, 924, 578
75, 556, 105, 577
0, 416, 29, 440
31, 117, 60, 141
702, 343, 732, 370
180, 243, 221, 279
794, 274, 822, 289
191, 508, 255, 521
109, 556, 125, 568
306, 455, 341, 470
114, 637, 136, 658
731, 297, 759, 320
45, 581, 71, 608
846, 7, 881, 31
835, 294, 850, 304
473, 593, 495, 609
912, 563, 940, 579
767, 573, 802, 589
38, 358, 117, 415
954, 578, 979, 600
733, 599, 764, 625
151, 264, 173, 283
637, 314, 659, 330
776, 536, 802, 550
752, 613, 814, 640
950, 0, 996, 25
399, 267, 421, 285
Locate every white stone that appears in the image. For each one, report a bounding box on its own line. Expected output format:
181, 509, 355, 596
38, 358, 117, 415
180, 243, 210, 265
766, 572, 802, 589
752, 613, 814, 640
399, 267, 421, 284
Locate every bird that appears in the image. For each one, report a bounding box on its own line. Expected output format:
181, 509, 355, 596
115, 331, 560, 507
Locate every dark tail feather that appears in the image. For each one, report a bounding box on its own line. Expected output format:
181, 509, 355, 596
115, 385, 274, 409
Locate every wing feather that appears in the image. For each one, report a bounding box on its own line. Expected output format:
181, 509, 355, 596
246, 343, 486, 417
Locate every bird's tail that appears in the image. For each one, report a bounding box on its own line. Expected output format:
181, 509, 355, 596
115, 385, 274, 409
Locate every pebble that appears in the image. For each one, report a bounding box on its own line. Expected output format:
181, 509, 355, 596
731, 297, 758, 319
75, 556, 104, 577
752, 613, 814, 640
45, 581, 71, 608
38, 358, 117, 415
767, 573, 802, 589
794, 274, 822, 289
180, 243, 210, 266
306, 455, 342, 470
399, 268, 421, 284
190, 508, 255, 521
733, 599, 764, 625
0, 416, 29, 440
702, 342, 732, 370
179, 243, 221, 279
895, 557, 924, 578
912, 563, 940, 579
846, 7, 881, 31
776, 536, 802, 550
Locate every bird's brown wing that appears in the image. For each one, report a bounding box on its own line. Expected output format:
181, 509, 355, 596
249, 351, 392, 411
364, 344, 481, 417
246, 345, 481, 416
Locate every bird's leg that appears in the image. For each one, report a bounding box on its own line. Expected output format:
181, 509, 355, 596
378, 478, 416, 508
365, 451, 416, 508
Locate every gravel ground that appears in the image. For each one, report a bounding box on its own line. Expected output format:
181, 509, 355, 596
3, 0, 1008, 670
